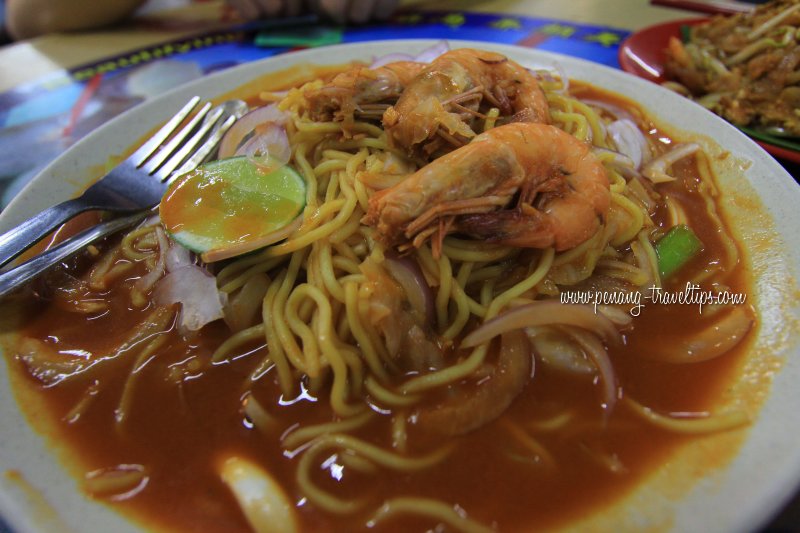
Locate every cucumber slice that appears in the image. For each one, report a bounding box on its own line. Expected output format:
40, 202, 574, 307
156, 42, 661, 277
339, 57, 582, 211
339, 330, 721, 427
160, 156, 306, 262
655, 224, 703, 279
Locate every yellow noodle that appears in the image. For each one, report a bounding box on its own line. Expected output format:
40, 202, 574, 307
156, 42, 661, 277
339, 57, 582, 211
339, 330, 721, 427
400, 344, 489, 394
262, 270, 295, 396
364, 376, 421, 407
331, 255, 361, 275
337, 452, 378, 474
564, 98, 607, 147
441, 238, 515, 263
217, 256, 286, 293
344, 282, 390, 382
436, 253, 454, 333
313, 158, 348, 176
623, 397, 750, 434
265, 188, 357, 258
282, 410, 374, 450
369, 497, 492, 533
88, 247, 123, 291
443, 270, 475, 339
317, 242, 346, 303
322, 149, 357, 161
467, 264, 506, 284
285, 286, 323, 378
391, 411, 408, 454
610, 191, 645, 245
499, 418, 557, 471
637, 230, 662, 288
355, 283, 394, 367
695, 151, 740, 274
480, 276, 497, 308
550, 109, 589, 141
120, 225, 158, 261
526, 410, 575, 433
487, 248, 555, 318
607, 169, 627, 194
211, 324, 265, 363
296, 434, 454, 513
115, 333, 169, 427
64, 380, 101, 424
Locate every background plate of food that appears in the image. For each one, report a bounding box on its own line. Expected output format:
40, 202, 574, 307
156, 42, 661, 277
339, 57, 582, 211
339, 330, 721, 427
0, 39, 799, 533
619, 1, 800, 163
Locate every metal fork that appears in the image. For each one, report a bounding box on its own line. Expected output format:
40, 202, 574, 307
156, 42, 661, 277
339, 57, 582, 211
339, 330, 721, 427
0, 212, 150, 299
0, 96, 239, 270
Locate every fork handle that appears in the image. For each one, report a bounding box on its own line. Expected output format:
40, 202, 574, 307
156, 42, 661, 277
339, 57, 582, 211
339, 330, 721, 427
0, 198, 92, 269
0, 212, 147, 300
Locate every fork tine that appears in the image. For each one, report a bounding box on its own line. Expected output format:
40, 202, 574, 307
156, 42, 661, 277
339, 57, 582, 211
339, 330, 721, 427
129, 96, 201, 167
169, 115, 237, 180
154, 106, 225, 180
141, 101, 212, 174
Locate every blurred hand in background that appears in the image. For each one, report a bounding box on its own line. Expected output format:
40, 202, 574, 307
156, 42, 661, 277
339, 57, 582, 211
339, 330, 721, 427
225, 0, 400, 24
6, 0, 147, 39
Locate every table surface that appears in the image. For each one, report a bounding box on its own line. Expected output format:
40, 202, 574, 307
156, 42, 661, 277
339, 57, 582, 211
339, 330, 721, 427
0, 0, 798, 531
0, 0, 693, 93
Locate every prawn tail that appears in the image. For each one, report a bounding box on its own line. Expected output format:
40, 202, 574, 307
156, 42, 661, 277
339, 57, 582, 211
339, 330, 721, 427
456, 204, 556, 248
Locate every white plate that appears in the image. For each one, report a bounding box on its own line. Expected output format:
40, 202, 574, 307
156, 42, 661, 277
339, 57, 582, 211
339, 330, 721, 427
1, 40, 799, 533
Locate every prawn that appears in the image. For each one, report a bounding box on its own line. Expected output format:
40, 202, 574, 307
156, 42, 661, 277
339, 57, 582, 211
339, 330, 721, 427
364, 122, 610, 254
305, 61, 425, 125
382, 48, 551, 158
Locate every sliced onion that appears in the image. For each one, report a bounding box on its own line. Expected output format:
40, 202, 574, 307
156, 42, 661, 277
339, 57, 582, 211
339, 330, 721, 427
645, 307, 753, 363
596, 305, 634, 327
528, 328, 596, 375
84, 464, 149, 500
218, 455, 298, 533
165, 241, 193, 272
235, 123, 291, 171
592, 147, 638, 177
218, 105, 289, 159
570, 329, 618, 413
139, 214, 161, 228
551, 61, 570, 94
462, 301, 621, 349
383, 255, 435, 326
154, 265, 227, 333
370, 52, 414, 69
642, 142, 701, 184
414, 331, 532, 436
608, 119, 649, 170
583, 98, 636, 123
224, 273, 271, 333
412, 40, 450, 63
134, 226, 169, 294
368, 42, 449, 71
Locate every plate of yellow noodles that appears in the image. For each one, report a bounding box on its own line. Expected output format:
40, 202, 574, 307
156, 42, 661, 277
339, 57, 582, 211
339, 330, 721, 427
0, 40, 799, 533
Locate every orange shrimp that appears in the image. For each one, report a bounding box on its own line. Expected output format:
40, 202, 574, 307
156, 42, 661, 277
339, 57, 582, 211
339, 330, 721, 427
382, 48, 551, 158
364, 122, 610, 254
304, 61, 425, 124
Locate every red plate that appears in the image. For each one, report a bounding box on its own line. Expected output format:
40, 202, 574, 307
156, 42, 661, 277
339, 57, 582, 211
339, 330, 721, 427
618, 18, 800, 163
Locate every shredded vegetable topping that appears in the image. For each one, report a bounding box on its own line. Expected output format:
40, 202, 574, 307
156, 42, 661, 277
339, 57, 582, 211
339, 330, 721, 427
664, 0, 800, 135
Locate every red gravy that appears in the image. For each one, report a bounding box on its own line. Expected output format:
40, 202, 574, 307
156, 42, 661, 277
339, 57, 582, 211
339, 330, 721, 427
5, 74, 754, 532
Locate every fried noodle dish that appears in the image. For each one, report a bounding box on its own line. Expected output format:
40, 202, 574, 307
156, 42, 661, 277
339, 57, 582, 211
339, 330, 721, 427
10, 46, 757, 532
664, 0, 800, 135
